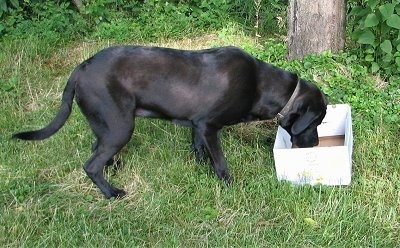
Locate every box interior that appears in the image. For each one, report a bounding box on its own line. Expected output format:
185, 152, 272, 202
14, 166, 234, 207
317, 135, 345, 147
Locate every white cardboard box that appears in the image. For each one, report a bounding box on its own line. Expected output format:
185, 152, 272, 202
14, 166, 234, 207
273, 104, 353, 185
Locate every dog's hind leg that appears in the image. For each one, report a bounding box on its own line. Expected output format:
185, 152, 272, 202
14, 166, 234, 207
80, 99, 135, 198
92, 140, 115, 166
84, 117, 134, 198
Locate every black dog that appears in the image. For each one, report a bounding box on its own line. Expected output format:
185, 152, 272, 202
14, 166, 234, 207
14, 46, 328, 198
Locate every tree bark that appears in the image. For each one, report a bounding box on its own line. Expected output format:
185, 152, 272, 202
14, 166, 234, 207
287, 0, 346, 60
72, 0, 83, 12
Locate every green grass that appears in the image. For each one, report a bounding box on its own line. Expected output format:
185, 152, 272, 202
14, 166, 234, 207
1, 31, 399, 247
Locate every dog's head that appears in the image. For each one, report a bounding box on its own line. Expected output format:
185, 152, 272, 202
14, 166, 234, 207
279, 79, 328, 148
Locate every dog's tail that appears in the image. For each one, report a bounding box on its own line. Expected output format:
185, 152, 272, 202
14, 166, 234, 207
13, 75, 76, 141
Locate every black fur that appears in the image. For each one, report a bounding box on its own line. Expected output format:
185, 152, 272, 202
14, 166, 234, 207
14, 46, 328, 198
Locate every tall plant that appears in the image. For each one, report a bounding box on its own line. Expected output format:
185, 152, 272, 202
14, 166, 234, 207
349, 0, 400, 77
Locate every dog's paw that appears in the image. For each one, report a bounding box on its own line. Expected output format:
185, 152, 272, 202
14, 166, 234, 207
195, 154, 209, 164
106, 188, 126, 199
217, 170, 233, 186
114, 188, 126, 199
223, 175, 234, 186
193, 147, 209, 164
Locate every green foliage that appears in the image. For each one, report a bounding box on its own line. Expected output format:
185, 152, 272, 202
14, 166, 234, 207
0, 0, 19, 18
227, 0, 287, 35
0, 0, 288, 43
349, 0, 400, 77
0, 1, 87, 44
91, 0, 233, 41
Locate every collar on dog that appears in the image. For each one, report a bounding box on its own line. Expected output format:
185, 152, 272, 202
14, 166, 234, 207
276, 80, 301, 120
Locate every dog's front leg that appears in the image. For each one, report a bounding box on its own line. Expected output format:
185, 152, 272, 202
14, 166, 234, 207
195, 124, 232, 184
191, 128, 209, 163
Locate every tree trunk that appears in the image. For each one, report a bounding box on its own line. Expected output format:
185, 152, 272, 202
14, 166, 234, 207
287, 0, 346, 60
72, 0, 83, 12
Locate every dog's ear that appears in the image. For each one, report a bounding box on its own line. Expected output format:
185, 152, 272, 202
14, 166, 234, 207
291, 111, 318, 135
322, 93, 329, 106
279, 112, 297, 129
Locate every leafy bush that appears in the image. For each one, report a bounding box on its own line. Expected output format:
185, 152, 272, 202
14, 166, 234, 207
349, 0, 400, 78
224, 0, 287, 35
0, 0, 288, 43
1, 1, 87, 44
90, 0, 234, 42
0, 0, 19, 19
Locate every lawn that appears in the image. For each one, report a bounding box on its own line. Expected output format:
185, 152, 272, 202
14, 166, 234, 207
1, 29, 399, 247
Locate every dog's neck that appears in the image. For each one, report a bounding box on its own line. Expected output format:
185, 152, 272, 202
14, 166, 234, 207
276, 79, 300, 120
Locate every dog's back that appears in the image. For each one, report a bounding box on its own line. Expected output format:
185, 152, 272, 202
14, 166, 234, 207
75, 46, 259, 123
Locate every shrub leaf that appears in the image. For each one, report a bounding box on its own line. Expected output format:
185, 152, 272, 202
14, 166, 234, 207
0, 1, 7, 12
380, 40, 393, 54
379, 4, 395, 20
396, 57, 400, 67
367, 0, 380, 9
357, 30, 375, 45
371, 62, 380, 73
387, 14, 400, 29
365, 13, 379, 27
